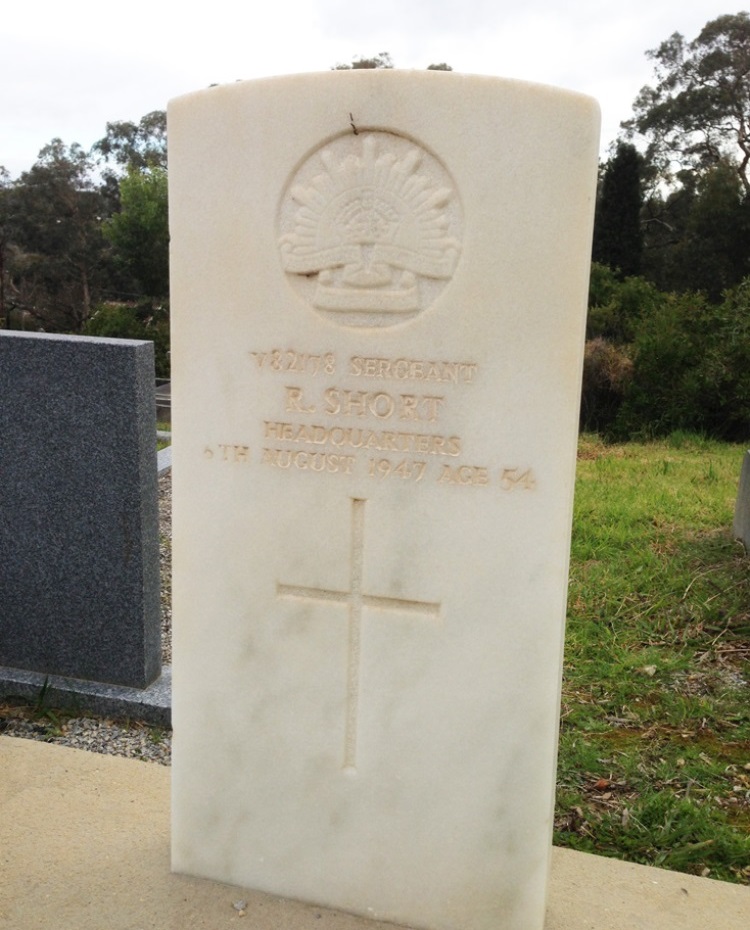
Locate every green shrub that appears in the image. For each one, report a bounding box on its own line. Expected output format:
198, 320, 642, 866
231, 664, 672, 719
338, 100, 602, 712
614, 282, 750, 440
84, 301, 170, 377
580, 338, 633, 434
587, 263, 662, 344
697, 278, 750, 438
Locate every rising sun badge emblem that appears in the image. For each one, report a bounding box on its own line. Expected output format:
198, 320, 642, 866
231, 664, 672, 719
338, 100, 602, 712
278, 132, 462, 328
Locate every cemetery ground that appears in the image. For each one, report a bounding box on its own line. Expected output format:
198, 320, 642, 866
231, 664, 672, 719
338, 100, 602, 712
1, 434, 749, 883
558, 433, 750, 884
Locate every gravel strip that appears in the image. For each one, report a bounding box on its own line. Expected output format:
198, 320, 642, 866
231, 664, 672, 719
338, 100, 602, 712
0, 713, 171, 765
0, 471, 174, 765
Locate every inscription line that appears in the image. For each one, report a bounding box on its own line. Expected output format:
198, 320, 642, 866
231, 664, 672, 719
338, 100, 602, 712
276, 587, 440, 615
362, 595, 440, 614
276, 585, 350, 603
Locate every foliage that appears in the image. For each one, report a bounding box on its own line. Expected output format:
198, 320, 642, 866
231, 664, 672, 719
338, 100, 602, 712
641, 163, 750, 298
333, 53, 452, 71
102, 167, 169, 301
614, 282, 750, 440
83, 301, 170, 377
92, 110, 167, 176
623, 13, 750, 192
580, 338, 633, 434
584, 260, 750, 440
1, 108, 170, 333
676, 165, 750, 298
5, 140, 113, 331
587, 262, 662, 344
613, 290, 712, 438
593, 142, 644, 277
333, 52, 394, 70
613, 13, 750, 299
559, 435, 750, 882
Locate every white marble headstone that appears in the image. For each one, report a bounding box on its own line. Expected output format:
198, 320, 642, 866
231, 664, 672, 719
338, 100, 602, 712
169, 71, 599, 930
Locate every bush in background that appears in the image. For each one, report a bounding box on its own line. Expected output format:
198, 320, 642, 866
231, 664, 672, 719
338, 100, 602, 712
587, 262, 662, 344
580, 338, 633, 434
84, 302, 170, 378
614, 282, 750, 440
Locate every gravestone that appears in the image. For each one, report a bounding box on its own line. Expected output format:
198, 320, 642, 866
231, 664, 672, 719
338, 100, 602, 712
0, 331, 161, 690
169, 71, 599, 930
155, 378, 171, 425
732, 450, 750, 549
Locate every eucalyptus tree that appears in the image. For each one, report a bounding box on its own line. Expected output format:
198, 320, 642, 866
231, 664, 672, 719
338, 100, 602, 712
623, 12, 750, 192
9, 140, 112, 331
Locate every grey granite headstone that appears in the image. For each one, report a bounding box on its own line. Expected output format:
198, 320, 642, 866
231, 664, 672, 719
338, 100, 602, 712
0, 331, 160, 689
733, 450, 750, 550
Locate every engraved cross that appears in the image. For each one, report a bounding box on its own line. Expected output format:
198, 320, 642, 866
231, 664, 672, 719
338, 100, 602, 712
277, 497, 440, 773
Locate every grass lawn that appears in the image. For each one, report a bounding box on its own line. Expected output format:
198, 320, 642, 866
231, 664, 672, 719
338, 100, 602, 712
556, 433, 750, 883
156, 424, 171, 452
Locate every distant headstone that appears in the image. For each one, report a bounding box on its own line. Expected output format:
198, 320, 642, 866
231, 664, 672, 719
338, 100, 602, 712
0, 331, 161, 689
155, 378, 171, 425
169, 72, 599, 930
733, 450, 750, 549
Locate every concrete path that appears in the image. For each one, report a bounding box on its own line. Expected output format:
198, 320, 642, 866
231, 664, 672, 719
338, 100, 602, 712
1, 736, 747, 930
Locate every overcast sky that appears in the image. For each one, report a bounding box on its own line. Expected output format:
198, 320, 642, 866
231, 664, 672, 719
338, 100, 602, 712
2, 1, 744, 178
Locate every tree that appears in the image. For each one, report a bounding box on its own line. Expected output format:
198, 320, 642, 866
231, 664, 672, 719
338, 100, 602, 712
672, 163, 750, 298
83, 300, 170, 377
636, 162, 750, 297
623, 13, 750, 192
103, 166, 169, 301
333, 54, 452, 71
333, 52, 394, 70
92, 110, 167, 177
9, 140, 113, 331
638, 172, 698, 292
592, 142, 644, 277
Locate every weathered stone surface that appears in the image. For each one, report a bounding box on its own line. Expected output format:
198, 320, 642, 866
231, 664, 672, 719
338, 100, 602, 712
169, 71, 599, 930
